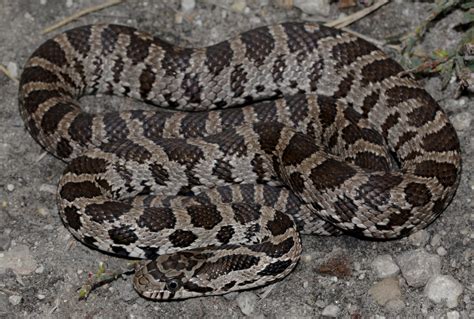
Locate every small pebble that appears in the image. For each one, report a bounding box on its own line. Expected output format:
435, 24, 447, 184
40, 0, 47, 4
446, 310, 460, 319
223, 291, 238, 300
430, 234, 441, 247
35, 265, 44, 274
293, 0, 331, 16
66, 0, 73, 7
436, 246, 447, 256
7, 62, 18, 79
424, 275, 463, 308
8, 295, 22, 305
37, 294, 46, 300
321, 304, 340, 317
231, 0, 247, 12
39, 184, 56, 194
408, 230, 430, 247
451, 112, 472, 131
368, 277, 402, 306
371, 255, 400, 278
236, 291, 258, 315
180, 0, 195, 12
397, 249, 441, 287
37, 207, 49, 217
6, 184, 14, 192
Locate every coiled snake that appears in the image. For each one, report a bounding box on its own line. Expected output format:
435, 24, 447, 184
18, 22, 461, 300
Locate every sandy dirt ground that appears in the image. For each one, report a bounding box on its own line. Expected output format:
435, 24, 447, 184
0, 1, 472, 318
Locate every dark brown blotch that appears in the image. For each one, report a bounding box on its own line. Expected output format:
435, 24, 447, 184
187, 205, 223, 230
422, 124, 460, 153
266, 211, 294, 236
84, 201, 132, 223
62, 206, 82, 231
281, 133, 319, 166
405, 182, 432, 207
168, 230, 197, 248
40, 102, 76, 134
216, 225, 235, 244
60, 180, 102, 202
108, 224, 139, 245
360, 58, 403, 85
256, 259, 293, 277
414, 161, 458, 188
232, 203, 261, 224
309, 158, 357, 190
137, 207, 176, 232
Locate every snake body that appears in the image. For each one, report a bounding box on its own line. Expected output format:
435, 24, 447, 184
19, 22, 461, 300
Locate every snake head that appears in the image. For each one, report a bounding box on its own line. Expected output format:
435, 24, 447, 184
133, 251, 212, 300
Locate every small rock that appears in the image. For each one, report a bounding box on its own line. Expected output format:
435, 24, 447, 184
180, 0, 195, 12
66, 0, 73, 7
39, 184, 56, 194
408, 230, 430, 247
6, 184, 14, 192
37, 294, 46, 300
231, 0, 247, 12
430, 234, 441, 247
7, 62, 18, 79
424, 275, 463, 308
451, 112, 472, 131
8, 295, 22, 305
236, 291, 258, 315
446, 310, 460, 319
223, 291, 239, 300
368, 277, 402, 306
40, 0, 47, 4
321, 304, 340, 317
0, 244, 37, 275
371, 255, 400, 278
436, 246, 447, 256
37, 207, 49, 217
35, 265, 44, 274
293, 0, 331, 16
397, 249, 441, 287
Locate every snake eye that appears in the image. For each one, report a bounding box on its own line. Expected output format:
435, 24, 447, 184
166, 279, 181, 292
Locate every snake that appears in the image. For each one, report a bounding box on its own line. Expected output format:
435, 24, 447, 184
18, 22, 461, 300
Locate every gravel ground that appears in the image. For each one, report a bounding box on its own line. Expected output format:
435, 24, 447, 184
0, 1, 472, 318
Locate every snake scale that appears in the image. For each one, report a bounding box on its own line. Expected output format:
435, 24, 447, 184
19, 22, 461, 300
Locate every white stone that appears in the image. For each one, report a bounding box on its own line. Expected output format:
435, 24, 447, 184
430, 234, 441, 247
368, 277, 402, 306
397, 249, 441, 287
231, 0, 247, 12
6, 184, 14, 192
451, 112, 472, 131
293, 0, 331, 16
436, 246, 447, 256
321, 304, 340, 317
37, 294, 46, 300
35, 265, 44, 274
424, 275, 463, 308
7, 62, 18, 78
66, 0, 73, 7
236, 291, 258, 315
446, 310, 460, 319
181, 0, 195, 12
408, 230, 430, 247
371, 255, 400, 278
0, 244, 37, 275
8, 295, 22, 305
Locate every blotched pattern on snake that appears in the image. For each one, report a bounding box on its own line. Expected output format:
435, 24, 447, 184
18, 22, 461, 300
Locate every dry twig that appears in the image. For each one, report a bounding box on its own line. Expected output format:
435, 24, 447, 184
42, 0, 123, 34
326, 0, 390, 29
0, 64, 19, 84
